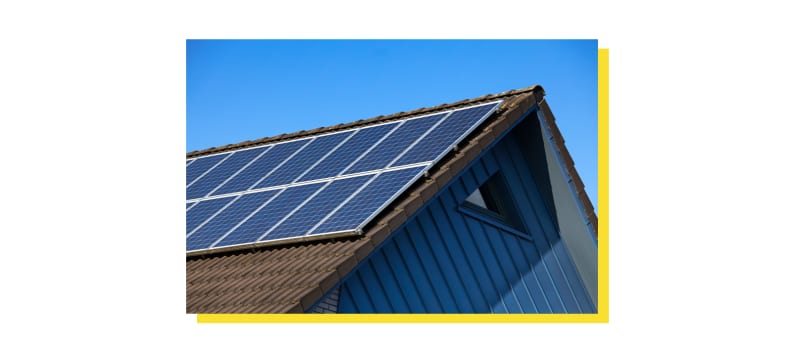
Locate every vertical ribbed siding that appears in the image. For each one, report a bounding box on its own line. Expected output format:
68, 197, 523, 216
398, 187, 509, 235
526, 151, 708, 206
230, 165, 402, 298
336, 130, 595, 314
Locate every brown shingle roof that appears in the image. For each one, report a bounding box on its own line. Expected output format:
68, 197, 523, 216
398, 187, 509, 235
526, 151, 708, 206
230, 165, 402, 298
188, 237, 367, 313
186, 86, 597, 313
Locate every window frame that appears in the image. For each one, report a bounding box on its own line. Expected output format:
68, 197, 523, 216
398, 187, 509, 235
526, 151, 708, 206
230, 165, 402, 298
459, 172, 532, 241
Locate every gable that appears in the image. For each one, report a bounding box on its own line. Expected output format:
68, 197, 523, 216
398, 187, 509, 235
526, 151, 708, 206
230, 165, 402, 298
325, 111, 596, 313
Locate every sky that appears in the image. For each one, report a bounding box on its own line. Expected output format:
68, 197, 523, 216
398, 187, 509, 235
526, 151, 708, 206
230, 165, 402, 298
187, 39, 598, 211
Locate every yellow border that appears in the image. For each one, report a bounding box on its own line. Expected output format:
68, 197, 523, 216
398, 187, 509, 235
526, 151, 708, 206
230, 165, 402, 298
597, 48, 609, 323
198, 313, 604, 323
197, 48, 610, 324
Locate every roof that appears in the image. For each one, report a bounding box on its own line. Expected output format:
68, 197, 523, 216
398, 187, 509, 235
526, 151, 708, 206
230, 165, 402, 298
186, 86, 597, 313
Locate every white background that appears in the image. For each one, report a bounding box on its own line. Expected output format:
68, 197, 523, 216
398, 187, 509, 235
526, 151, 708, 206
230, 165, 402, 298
1, 1, 790, 351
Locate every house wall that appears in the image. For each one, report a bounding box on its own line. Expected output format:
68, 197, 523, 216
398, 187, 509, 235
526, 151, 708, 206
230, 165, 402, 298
334, 115, 596, 313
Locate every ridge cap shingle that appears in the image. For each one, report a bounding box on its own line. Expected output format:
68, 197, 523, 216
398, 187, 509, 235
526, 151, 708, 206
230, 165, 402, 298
186, 85, 544, 158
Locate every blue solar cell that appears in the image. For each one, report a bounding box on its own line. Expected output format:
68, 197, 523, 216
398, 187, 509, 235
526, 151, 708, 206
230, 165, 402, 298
212, 183, 325, 248
187, 190, 278, 251
186, 197, 235, 234
393, 102, 499, 166
210, 139, 309, 196
186, 153, 228, 186
253, 131, 353, 189
297, 123, 398, 182
311, 166, 425, 234
187, 146, 268, 200
343, 113, 445, 174
265, 175, 373, 241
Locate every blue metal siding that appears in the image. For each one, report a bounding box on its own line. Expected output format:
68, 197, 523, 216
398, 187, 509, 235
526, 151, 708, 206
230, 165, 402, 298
336, 130, 596, 313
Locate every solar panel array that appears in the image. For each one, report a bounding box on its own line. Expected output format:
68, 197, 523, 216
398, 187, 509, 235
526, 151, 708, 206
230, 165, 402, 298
186, 100, 502, 253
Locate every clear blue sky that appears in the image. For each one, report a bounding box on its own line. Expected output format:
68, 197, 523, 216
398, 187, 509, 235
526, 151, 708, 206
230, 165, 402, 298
187, 40, 597, 211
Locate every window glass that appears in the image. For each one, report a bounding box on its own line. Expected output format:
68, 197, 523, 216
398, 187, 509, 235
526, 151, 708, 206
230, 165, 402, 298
462, 172, 525, 232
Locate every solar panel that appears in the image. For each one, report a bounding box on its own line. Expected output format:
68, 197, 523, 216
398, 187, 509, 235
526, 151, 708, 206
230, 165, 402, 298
186, 196, 236, 234
310, 166, 426, 235
187, 190, 279, 251
212, 183, 326, 249
186, 100, 502, 254
343, 112, 446, 174
297, 122, 397, 182
209, 139, 309, 196
393, 103, 499, 166
253, 131, 354, 189
265, 174, 373, 241
187, 146, 269, 200
186, 153, 228, 186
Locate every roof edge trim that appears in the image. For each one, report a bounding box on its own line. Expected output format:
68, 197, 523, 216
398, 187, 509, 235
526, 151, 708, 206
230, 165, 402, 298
186, 230, 360, 258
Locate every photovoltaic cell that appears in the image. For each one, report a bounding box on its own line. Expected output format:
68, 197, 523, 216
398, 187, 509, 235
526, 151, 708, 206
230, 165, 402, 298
209, 139, 309, 196
186, 190, 278, 251
253, 131, 353, 189
311, 166, 425, 235
393, 102, 499, 166
343, 113, 445, 174
186, 100, 503, 253
212, 183, 325, 248
297, 123, 397, 182
187, 153, 228, 186
186, 196, 235, 235
186, 146, 268, 200
264, 175, 373, 241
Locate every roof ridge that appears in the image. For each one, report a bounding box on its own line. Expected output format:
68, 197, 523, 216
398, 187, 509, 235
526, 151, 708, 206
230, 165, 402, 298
186, 85, 544, 158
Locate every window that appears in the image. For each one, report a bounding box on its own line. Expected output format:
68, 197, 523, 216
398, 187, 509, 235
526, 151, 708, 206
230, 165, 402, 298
461, 172, 527, 234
